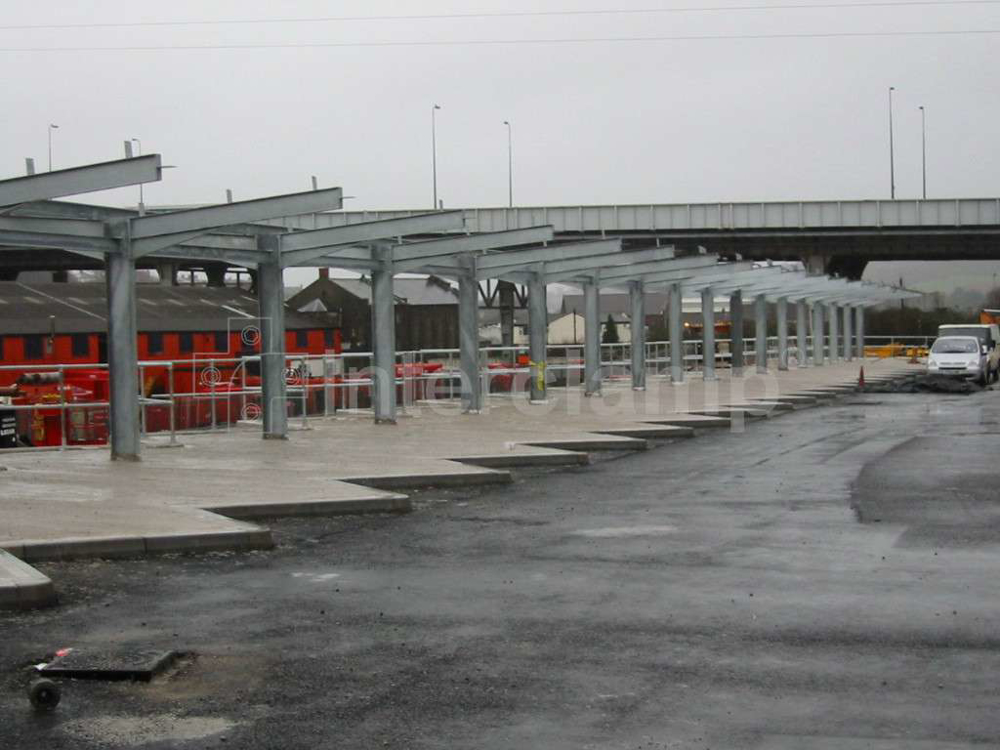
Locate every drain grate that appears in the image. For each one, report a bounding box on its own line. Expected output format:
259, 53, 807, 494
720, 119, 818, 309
38, 649, 180, 682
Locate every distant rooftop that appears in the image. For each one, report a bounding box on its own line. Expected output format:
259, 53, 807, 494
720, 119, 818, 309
0, 282, 326, 335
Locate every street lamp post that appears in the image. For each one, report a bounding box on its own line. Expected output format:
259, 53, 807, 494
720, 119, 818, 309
431, 104, 441, 210
918, 106, 927, 200
47, 123, 59, 171
503, 120, 513, 208
888, 87, 896, 200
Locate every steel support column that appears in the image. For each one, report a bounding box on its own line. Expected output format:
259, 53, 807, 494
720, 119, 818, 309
106, 240, 141, 460
813, 303, 825, 366
777, 297, 789, 371
842, 304, 853, 361
371, 247, 397, 423
458, 258, 482, 413
828, 303, 839, 362
856, 306, 866, 359
702, 287, 717, 381
498, 280, 515, 355
669, 283, 684, 384
583, 280, 601, 396
754, 293, 768, 374
528, 270, 548, 403
629, 280, 646, 390
730, 290, 744, 376
257, 250, 288, 440
797, 300, 809, 367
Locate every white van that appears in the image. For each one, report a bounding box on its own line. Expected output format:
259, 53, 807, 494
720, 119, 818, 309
936, 324, 1000, 384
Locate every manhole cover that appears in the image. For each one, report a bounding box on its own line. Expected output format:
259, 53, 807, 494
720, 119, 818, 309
39, 649, 180, 682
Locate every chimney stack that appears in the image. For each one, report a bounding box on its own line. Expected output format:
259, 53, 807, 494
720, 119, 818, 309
319, 268, 330, 280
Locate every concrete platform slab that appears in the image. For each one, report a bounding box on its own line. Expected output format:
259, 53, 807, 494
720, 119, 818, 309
0, 358, 920, 608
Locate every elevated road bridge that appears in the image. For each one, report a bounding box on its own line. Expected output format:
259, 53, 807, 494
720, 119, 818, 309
301, 198, 1000, 279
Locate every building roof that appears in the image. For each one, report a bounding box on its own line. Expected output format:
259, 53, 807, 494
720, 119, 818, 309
560, 290, 669, 317
478, 308, 530, 327
291, 276, 459, 311
0, 282, 326, 335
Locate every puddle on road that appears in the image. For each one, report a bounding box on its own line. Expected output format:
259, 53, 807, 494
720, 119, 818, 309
573, 525, 677, 538
291, 571, 341, 583
61, 713, 235, 746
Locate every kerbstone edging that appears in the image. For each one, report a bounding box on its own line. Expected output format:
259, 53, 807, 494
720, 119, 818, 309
0, 548, 57, 609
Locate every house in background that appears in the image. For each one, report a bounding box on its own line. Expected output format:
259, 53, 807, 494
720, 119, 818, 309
287, 271, 460, 352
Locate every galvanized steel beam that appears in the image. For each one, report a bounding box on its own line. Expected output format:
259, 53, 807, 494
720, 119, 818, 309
630, 281, 646, 390
370, 246, 397, 423
583, 279, 601, 396
669, 283, 684, 384
392, 226, 554, 271
257, 238, 288, 440
106, 235, 140, 460
776, 297, 789, 371
730, 290, 744, 376
0, 155, 161, 207
279, 211, 466, 265
527, 269, 548, 403
130, 188, 344, 257
755, 294, 768, 374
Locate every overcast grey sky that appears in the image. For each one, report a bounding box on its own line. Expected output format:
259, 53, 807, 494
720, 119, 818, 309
3, 0, 999, 292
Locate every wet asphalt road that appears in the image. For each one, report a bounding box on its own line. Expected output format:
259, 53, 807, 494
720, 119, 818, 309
2, 392, 999, 749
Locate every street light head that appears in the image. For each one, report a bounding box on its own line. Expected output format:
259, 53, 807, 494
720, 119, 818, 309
504, 120, 510, 126
49, 123, 59, 129
433, 104, 441, 110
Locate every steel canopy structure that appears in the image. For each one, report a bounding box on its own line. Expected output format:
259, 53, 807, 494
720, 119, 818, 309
0, 155, 919, 463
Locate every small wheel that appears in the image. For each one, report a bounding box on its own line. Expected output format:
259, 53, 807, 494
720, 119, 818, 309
28, 679, 61, 711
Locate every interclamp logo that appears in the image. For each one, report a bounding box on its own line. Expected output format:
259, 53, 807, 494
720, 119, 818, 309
241, 403, 263, 423
192, 317, 270, 390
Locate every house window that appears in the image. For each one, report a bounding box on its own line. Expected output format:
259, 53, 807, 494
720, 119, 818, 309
178, 332, 194, 354
296, 330, 309, 348
71, 333, 90, 358
214, 331, 228, 353
24, 335, 44, 360
324, 329, 335, 349
147, 332, 164, 355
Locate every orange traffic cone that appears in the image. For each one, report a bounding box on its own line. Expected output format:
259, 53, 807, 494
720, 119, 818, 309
858, 366, 865, 388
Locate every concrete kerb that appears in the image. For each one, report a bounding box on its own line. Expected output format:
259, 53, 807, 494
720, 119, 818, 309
0, 549, 57, 609
523, 437, 650, 452
342, 470, 514, 491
